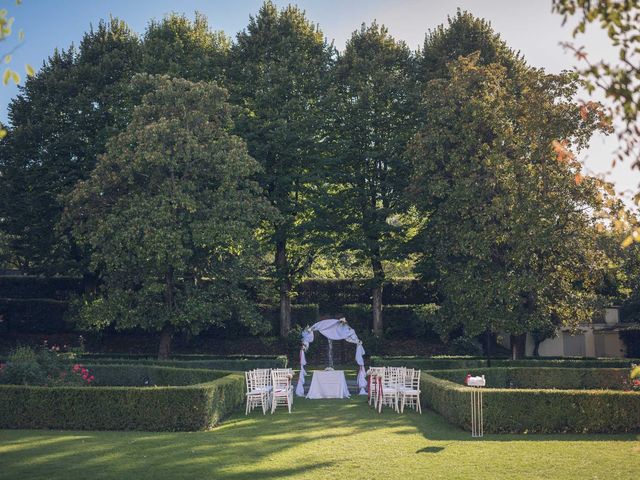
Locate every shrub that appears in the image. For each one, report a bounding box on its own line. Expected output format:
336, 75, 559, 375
420, 370, 640, 433
1, 346, 46, 385
0, 367, 244, 431
0, 345, 93, 386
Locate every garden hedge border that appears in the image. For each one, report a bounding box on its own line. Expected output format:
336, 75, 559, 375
76, 355, 288, 370
372, 356, 640, 370
420, 368, 640, 433
0, 365, 244, 431
428, 367, 630, 390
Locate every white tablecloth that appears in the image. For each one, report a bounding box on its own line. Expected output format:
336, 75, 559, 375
306, 370, 350, 399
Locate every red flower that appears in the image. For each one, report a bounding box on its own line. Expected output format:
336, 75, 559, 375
81, 368, 88, 375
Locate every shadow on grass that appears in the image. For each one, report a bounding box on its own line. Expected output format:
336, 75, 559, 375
1, 396, 638, 480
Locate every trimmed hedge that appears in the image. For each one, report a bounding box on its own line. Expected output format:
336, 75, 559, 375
428, 367, 630, 390
372, 356, 640, 370
420, 370, 640, 433
75, 356, 288, 371
86, 364, 229, 386
0, 366, 244, 431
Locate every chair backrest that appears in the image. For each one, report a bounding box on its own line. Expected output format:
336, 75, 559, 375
271, 369, 291, 390
412, 369, 421, 389
254, 368, 272, 387
245, 371, 253, 392
382, 366, 406, 388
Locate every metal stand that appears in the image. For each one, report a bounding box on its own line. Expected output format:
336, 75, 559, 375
471, 387, 484, 438
327, 339, 334, 368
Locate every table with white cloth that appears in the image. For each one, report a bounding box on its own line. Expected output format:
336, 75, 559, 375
305, 370, 350, 399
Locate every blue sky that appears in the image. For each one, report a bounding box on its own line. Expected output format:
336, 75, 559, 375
1, 0, 635, 200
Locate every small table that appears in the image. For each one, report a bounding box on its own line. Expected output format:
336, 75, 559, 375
306, 370, 350, 399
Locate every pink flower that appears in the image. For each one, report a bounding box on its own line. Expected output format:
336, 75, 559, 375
81, 368, 88, 375
72, 364, 81, 372
82, 374, 88, 380
89, 375, 95, 381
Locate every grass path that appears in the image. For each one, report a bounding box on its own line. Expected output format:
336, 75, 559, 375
1, 396, 639, 479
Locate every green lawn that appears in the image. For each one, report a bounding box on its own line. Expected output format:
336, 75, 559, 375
1, 396, 639, 480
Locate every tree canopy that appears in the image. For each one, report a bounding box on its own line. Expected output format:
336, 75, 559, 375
323, 22, 419, 334
227, 1, 335, 336
65, 75, 274, 358
408, 54, 610, 353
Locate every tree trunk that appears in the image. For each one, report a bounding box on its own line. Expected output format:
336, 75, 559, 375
371, 256, 384, 336
276, 238, 291, 338
510, 333, 527, 360
158, 324, 173, 360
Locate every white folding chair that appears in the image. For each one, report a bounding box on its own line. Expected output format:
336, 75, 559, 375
271, 369, 293, 413
400, 368, 422, 414
367, 367, 385, 409
245, 370, 271, 415
379, 367, 405, 413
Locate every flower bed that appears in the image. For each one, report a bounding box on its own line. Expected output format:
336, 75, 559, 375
0, 365, 244, 431
420, 368, 640, 434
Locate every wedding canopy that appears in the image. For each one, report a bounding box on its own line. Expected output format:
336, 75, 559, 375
295, 318, 367, 397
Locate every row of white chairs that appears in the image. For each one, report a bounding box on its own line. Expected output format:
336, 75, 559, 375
245, 368, 294, 415
367, 366, 421, 414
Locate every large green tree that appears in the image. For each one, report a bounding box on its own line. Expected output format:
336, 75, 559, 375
324, 23, 419, 335
408, 54, 610, 358
0, 18, 142, 273
227, 1, 334, 336
65, 75, 274, 359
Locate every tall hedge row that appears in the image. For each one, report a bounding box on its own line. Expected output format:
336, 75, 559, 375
0, 369, 245, 431
341, 303, 439, 338
295, 279, 437, 310
0, 276, 438, 336
420, 371, 640, 433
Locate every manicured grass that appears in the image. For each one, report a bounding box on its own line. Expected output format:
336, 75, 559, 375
1, 397, 639, 479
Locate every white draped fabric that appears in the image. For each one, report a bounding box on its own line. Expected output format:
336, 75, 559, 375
295, 318, 367, 396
